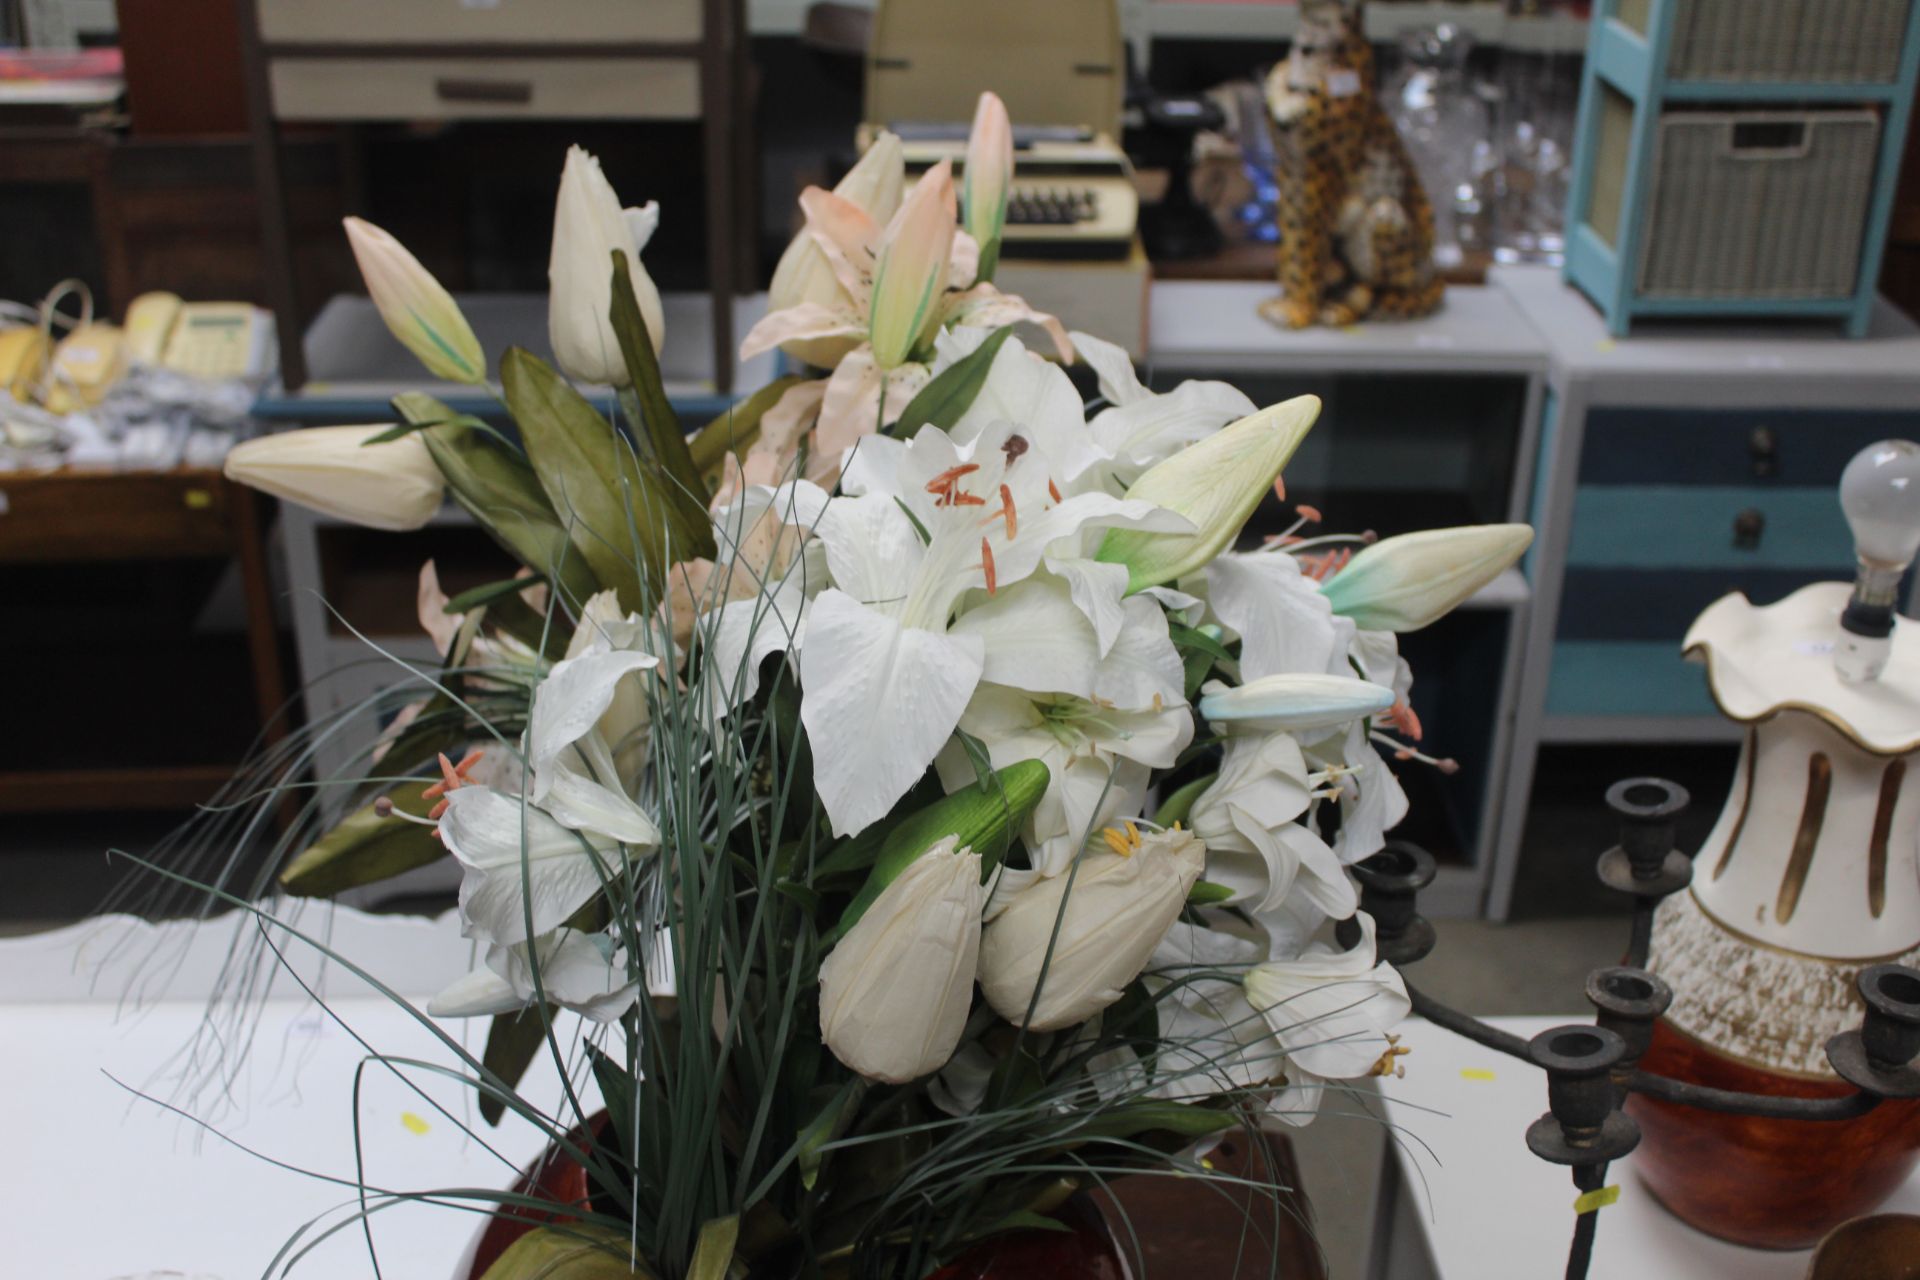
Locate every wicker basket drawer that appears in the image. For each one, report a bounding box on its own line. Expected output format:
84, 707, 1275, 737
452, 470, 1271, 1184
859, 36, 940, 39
1637, 110, 1881, 300
1660, 0, 1913, 84
257, 0, 701, 45
269, 57, 701, 122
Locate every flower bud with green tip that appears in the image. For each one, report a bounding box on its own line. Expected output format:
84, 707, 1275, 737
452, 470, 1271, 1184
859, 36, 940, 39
1198, 673, 1395, 736
963, 92, 1013, 282
1319, 523, 1534, 632
1095, 395, 1320, 593
344, 217, 485, 385
224, 424, 445, 531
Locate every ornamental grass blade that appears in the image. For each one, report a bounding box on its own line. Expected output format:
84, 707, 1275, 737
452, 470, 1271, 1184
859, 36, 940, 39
502, 347, 687, 613
887, 323, 1014, 438
687, 1216, 740, 1280
397, 392, 602, 609
445, 574, 550, 614
607, 251, 714, 562
278, 780, 442, 897
480, 1003, 557, 1126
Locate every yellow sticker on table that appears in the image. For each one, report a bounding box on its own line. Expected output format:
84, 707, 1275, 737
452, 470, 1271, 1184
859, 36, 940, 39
401, 1111, 431, 1135
1573, 1185, 1620, 1215
1460, 1067, 1497, 1082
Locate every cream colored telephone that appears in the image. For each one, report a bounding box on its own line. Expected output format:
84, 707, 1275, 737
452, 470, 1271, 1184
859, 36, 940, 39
126, 291, 275, 381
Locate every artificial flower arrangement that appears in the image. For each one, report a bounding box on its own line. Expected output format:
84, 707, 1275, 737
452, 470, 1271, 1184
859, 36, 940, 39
198, 92, 1533, 1279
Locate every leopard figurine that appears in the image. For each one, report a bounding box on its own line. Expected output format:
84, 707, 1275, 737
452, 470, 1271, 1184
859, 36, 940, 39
1259, 0, 1444, 329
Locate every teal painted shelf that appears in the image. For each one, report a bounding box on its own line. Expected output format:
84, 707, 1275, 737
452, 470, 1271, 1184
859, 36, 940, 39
1544, 639, 1719, 718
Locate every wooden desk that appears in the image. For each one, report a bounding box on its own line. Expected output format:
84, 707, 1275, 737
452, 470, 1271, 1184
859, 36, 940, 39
0, 465, 286, 812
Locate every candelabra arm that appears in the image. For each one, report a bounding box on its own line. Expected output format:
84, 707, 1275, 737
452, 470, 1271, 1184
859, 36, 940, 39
1407, 983, 1533, 1060
1623, 1068, 1882, 1121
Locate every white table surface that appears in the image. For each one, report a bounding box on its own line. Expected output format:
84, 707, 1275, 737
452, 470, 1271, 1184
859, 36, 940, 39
1378, 1015, 1920, 1279
2, 910, 599, 1280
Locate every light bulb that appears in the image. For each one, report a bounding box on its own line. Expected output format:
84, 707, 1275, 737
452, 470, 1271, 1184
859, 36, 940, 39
1834, 439, 1920, 683
1841, 439, 1920, 569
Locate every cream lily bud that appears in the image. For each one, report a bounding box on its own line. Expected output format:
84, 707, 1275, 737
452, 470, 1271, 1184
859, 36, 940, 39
343, 217, 485, 385
962, 93, 1013, 281
978, 824, 1205, 1032
549, 145, 666, 386
818, 836, 985, 1084
867, 159, 956, 370
1096, 396, 1321, 593
1320, 523, 1534, 633
224, 425, 444, 531
769, 132, 905, 367
1199, 673, 1395, 735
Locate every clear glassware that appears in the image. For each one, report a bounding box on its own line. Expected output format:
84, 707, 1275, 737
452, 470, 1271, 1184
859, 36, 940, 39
1383, 24, 1492, 271
1490, 2, 1584, 265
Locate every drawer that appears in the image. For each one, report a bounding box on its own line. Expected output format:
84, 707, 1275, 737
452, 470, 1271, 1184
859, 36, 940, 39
1578, 407, 1916, 487
257, 0, 701, 45
1566, 485, 1852, 570
1555, 567, 1840, 641
1544, 640, 1719, 719
269, 58, 701, 122
0, 470, 232, 563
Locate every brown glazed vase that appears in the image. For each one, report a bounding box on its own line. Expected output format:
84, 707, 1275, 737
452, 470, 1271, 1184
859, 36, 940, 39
1631, 588, 1920, 1248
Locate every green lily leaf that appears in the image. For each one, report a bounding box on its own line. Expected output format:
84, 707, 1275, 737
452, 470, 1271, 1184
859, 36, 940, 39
444, 573, 549, 615
830, 758, 1049, 939
1069, 1101, 1237, 1143
278, 781, 442, 897
397, 392, 602, 611
796, 1077, 865, 1191
607, 251, 713, 558
502, 347, 703, 613
687, 1216, 740, 1280
477, 1225, 654, 1279
1187, 880, 1237, 905
887, 324, 1015, 439
1150, 772, 1216, 829
479, 1003, 555, 1126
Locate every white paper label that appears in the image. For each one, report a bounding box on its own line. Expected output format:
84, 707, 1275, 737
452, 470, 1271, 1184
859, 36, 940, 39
1324, 69, 1362, 98
1792, 639, 1834, 656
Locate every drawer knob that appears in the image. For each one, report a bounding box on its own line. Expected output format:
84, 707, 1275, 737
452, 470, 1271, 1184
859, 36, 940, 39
1733, 507, 1766, 550
1749, 425, 1779, 478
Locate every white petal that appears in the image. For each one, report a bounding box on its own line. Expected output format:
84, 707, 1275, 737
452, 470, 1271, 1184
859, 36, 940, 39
1091, 594, 1186, 710
951, 334, 1101, 481
1069, 329, 1149, 406
1244, 914, 1410, 1080
800, 589, 985, 836
812, 492, 923, 608
529, 647, 660, 844
1206, 552, 1342, 680
1047, 554, 1134, 657
949, 576, 1099, 698
427, 961, 524, 1018
439, 787, 621, 947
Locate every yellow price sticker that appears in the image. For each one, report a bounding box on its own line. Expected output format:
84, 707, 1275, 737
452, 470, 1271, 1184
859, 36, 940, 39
400, 1111, 432, 1136
1573, 1185, 1620, 1215
183, 489, 213, 510
1459, 1067, 1496, 1082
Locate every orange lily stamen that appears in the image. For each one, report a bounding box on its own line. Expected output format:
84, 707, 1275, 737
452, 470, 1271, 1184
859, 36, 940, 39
952, 491, 988, 507
999, 484, 1017, 539
1386, 699, 1424, 741
925, 463, 980, 494
981, 537, 997, 595
1295, 503, 1322, 524
422, 748, 484, 800
1047, 478, 1062, 503
1272, 475, 1286, 502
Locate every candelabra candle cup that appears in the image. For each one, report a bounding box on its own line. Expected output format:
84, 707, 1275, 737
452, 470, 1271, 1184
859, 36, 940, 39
1629, 577, 1920, 1248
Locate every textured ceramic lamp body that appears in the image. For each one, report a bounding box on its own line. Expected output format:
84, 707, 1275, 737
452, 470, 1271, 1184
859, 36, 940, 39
1632, 582, 1920, 1248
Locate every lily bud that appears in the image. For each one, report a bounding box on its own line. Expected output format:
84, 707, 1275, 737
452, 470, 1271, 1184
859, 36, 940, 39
867, 160, 956, 370
769, 132, 904, 367
549, 145, 665, 386
818, 836, 985, 1083
1320, 523, 1534, 632
978, 825, 1205, 1031
1096, 396, 1321, 593
1199, 673, 1394, 735
963, 93, 1013, 281
224, 424, 444, 531
343, 217, 485, 385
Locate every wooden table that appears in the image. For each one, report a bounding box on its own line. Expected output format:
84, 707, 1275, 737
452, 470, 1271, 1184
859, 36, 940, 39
0, 464, 286, 812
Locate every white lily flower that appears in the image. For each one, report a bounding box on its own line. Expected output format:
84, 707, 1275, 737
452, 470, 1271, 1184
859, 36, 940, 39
1096, 396, 1321, 592
438, 786, 624, 947
1199, 673, 1395, 737
549, 146, 665, 386
818, 836, 985, 1083
801, 422, 1182, 836
1307, 720, 1410, 864
1071, 330, 1257, 492
428, 927, 638, 1024
1319, 523, 1533, 633
695, 478, 833, 715
529, 638, 661, 846
1204, 547, 1350, 681
1139, 917, 1288, 1102
224, 425, 444, 532
1243, 912, 1410, 1082
1188, 733, 1355, 918
977, 824, 1204, 1031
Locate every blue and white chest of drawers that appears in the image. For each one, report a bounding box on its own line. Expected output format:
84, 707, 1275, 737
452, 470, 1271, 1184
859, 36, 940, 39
1489, 264, 1920, 916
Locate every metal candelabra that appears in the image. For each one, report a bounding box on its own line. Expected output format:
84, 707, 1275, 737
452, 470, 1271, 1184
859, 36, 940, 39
1353, 778, 1920, 1280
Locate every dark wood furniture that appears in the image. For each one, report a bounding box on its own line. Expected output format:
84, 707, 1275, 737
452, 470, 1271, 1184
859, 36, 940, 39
0, 467, 286, 813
